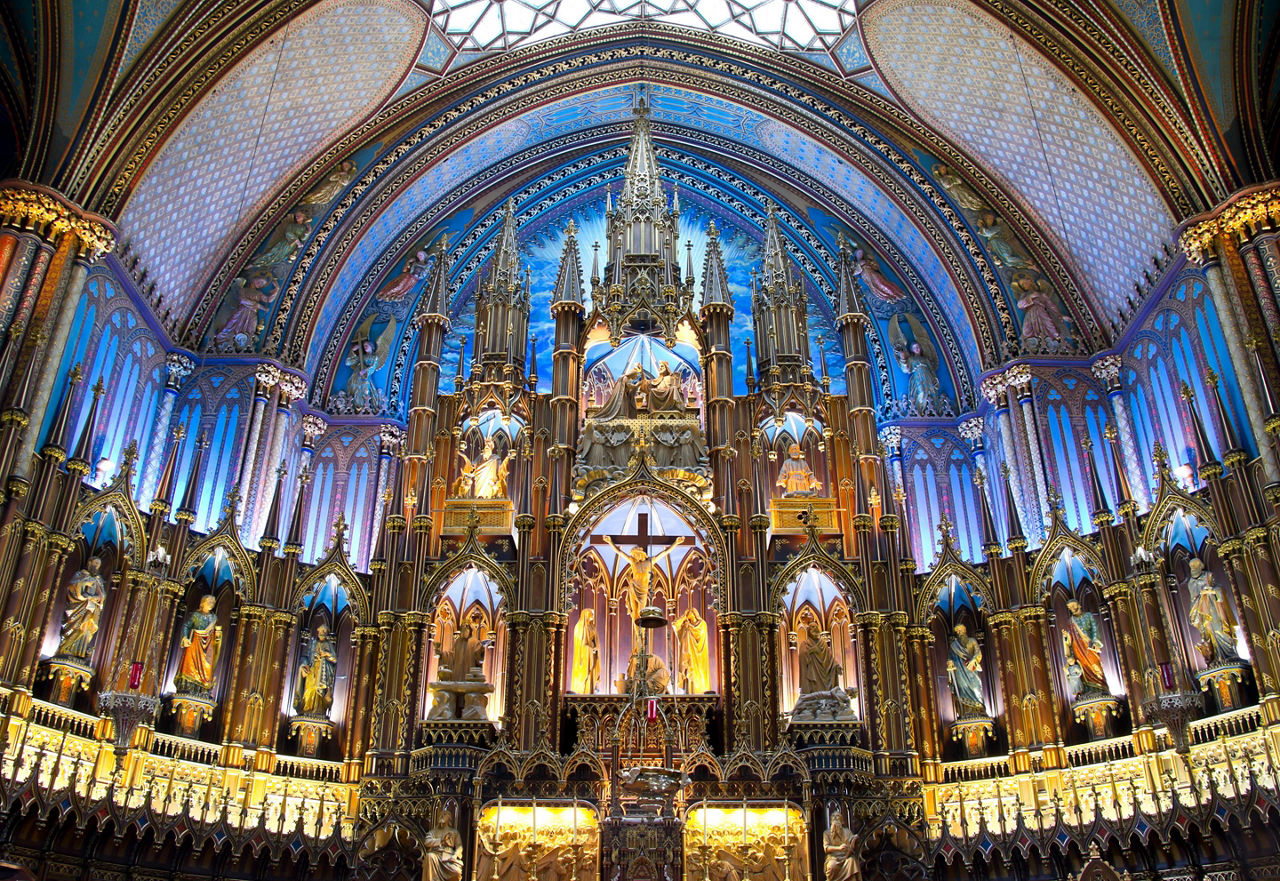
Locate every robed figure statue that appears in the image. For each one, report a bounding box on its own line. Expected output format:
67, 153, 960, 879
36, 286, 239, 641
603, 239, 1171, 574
674, 608, 711, 694
798, 620, 842, 694
294, 624, 338, 717
1186, 558, 1241, 665
420, 810, 464, 881
570, 608, 601, 694
175, 595, 222, 697
1062, 600, 1108, 699
823, 810, 860, 881
946, 624, 985, 717
56, 557, 106, 659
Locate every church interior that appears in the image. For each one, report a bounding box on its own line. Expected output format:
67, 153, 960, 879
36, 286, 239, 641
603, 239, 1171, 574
0, 1, 1278, 879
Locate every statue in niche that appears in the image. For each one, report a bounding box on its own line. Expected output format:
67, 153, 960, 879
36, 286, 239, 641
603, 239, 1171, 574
250, 207, 311, 267
467, 437, 515, 500
428, 612, 494, 721
55, 557, 106, 659
376, 249, 431, 303
298, 158, 357, 207
1061, 600, 1108, 700
777, 443, 822, 497
641, 362, 687, 414
437, 615, 486, 681
945, 624, 985, 718
853, 248, 908, 303
1186, 558, 1241, 665
888, 314, 948, 416
798, 619, 842, 694
674, 608, 710, 694
214, 272, 278, 352
976, 212, 1030, 268
294, 624, 338, 717
341, 315, 396, 414
933, 163, 986, 211
174, 595, 222, 697
625, 652, 671, 694
823, 810, 860, 881
420, 809, 464, 881
570, 607, 601, 693
1012, 273, 1064, 345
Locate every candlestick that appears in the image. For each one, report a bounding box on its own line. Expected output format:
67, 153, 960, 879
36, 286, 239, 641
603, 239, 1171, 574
531, 797, 537, 839
741, 797, 747, 850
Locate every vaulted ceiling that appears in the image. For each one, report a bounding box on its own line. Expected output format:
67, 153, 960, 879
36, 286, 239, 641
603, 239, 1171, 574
0, 0, 1274, 413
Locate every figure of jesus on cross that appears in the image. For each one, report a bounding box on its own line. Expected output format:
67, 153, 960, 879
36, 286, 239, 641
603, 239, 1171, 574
594, 512, 685, 639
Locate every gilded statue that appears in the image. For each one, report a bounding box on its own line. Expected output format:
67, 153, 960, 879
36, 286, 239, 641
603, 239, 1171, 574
946, 624, 985, 717
298, 158, 356, 207
1061, 600, 1107, 700
56, 557, 106, 659
798, 619, 842, 694
823, 810, 860, 881
933, 163, 986, 211
420, 809, 464, 881
469, 438, 515, 500
674, 607, 710, 694
294, 624, 338, 717
570, 608, 601, 693
175, 595, 222, 697
776, 443, 822, 497
1186, 558, 1241, 665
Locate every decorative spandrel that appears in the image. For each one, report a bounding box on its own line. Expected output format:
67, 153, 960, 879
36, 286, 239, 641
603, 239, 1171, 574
566, 496, 717, 697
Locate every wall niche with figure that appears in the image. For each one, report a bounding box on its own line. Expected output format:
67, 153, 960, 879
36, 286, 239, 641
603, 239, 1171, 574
564, 494, 718, 701
287, 573, 358, 760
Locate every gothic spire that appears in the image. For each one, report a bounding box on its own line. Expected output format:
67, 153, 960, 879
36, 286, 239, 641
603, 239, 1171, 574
700, 221, 732, 310
1104, 425, 1133, 511
68, 377, 105, 472
487, 201, 521, 296
552, 222, 585, 306
835, 234, 862, 318
617, 98, 665, 216
177, 432, 208, 521
259, 461, 289, 550
421, 233, 451, 319
759, 204, 791, 292
976, 468, 1002, 557
1180, 382, 1219, 468
44, 365, 82, 456
1206, 370, 1244, 456
1000, 464, 1025, 548
1082, 436, 1113, 525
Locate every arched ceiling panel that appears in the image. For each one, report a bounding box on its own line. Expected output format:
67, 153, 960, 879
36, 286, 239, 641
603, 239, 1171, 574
863, 0, 1176, 320
303, 83, 980, 379
117, 0, 425, 323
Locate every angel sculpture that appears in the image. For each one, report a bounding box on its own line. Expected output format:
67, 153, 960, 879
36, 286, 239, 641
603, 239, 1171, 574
888, 314, 949, 416
853, 247, 908, 302
344, 315, 396, 414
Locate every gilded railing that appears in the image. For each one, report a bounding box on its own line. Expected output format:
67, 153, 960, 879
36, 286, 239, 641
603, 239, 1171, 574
1, 700, 356, 851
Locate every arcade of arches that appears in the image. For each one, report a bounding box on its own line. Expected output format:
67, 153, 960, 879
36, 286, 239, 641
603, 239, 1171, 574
0, 2, 1278, 879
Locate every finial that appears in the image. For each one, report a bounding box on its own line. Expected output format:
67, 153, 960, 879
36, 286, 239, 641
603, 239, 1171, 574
1204, 368, 1219, 389
275, 460, 288, 480
1179, 381, 1195, 403
68, 364, 83, 386
92, 376, 106, 399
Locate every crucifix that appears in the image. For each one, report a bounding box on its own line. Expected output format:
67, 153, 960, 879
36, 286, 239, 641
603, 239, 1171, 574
591, 510, 685, 695
592, 512, 685, 622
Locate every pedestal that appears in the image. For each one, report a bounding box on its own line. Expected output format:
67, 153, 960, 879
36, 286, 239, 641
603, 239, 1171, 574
1071, 693, 1124, 740
442, 498, 513, 534
770, 496, 837, 533
169, 693, 216, 739
1197, 662, 1251, 712
789, 686, 858, 723
44, 657, 93, 705
426, 679, 495, 721
289, 715, 336, 758
951, 716, 995, 759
